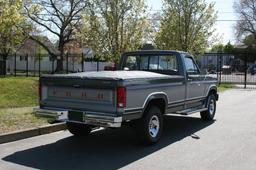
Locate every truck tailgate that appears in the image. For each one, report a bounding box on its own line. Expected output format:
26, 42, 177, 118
40, 76, 119, 114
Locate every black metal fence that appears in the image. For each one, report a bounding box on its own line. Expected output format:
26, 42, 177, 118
1, 52, 256, 89
198, 52, 256, 89
0, 53, 110, 77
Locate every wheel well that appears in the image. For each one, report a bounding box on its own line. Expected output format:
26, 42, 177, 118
209, 88, 217, 99
144, 98, 166, 115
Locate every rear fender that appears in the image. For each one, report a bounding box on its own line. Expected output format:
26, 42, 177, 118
142, 92, 168, 114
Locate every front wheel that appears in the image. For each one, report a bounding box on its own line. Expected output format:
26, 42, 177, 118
200, 94, 216, 121
135, 106, 163, 145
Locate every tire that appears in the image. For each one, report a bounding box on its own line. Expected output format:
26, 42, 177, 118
135, 106, 163, 145
66, 122, 92, 137
200, 94, 216, 121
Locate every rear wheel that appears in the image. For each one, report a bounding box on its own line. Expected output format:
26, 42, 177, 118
135, 106, 163, 145
200, 94, 216, 121
66, 122, 92, 137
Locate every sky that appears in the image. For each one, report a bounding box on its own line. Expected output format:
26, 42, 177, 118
147, 0, 238, 45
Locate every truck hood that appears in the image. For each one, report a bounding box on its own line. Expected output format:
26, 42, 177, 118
42, 71, 175, 81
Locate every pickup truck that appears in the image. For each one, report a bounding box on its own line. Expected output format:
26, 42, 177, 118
35, 50, 219, 145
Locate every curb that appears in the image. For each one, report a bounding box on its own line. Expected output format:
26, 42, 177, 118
0, 123, 67, 144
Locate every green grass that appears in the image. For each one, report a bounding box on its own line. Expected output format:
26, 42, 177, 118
0, 77, 39, 108
218, 83, 234, 92
0, 107, 48, 134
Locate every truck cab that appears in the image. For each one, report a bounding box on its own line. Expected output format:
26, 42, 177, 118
119, 50, 218, 110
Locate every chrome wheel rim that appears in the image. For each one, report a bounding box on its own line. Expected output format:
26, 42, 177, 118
149, 115, 160, 138
209, 99, 215, 115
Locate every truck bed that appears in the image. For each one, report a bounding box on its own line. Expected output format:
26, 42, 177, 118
39, 71, 175, 114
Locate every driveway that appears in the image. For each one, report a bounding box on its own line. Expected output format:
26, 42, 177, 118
0, 89, 256, 170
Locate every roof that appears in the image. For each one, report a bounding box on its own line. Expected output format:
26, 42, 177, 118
122, 50, 189, 56
16, 36, 58, 55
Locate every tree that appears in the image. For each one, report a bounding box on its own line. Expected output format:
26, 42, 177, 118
24, 0, 88, 71
209, 42, 234, 53
78, 0, 151, 62
155, 0, 217, 55
148, 12, 162, 43
224, 42, 234, 54
234, 0, 256, 40
210, 44, 224, 52
244, 34, 256, 47
233, 35, 256, 62
0, 0, 28, 60
234, 0, 256, 62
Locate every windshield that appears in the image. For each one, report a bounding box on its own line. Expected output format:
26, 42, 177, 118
122, 54, 179, 75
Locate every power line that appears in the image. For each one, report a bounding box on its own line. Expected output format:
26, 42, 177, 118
25, 10, 245, 22
148, 10, 239, 14
218, 12, 238, 14
216, 19, 256, 22
147, 18, 247, 22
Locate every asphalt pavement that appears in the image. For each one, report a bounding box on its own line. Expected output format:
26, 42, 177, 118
0, 89, 256, 170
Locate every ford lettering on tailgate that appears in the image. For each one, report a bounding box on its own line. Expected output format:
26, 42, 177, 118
47, 87, 113, 103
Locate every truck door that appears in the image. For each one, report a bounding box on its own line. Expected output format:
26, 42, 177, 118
184, 56, 205, 108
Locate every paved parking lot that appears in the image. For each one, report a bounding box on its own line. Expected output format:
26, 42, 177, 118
0, 89, 256, 170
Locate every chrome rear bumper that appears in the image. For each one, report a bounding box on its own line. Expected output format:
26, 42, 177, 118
34, 107, 122, 128
34, 107, 68, 121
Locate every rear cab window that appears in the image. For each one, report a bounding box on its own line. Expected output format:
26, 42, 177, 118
123, 53, 180, 75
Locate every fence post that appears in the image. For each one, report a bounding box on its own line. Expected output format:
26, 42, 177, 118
216, 54, 219, 85
38, 53, 41, 77
14, 53, 16, 77
66, 53, 69, 74
244, 52, 248, 89
26, 54, 29, 77
73, 54, 75, 72
1, 58, 6, 76
97, 59, 99, 71
219, 53, 223, 85
81, 53, 84, 72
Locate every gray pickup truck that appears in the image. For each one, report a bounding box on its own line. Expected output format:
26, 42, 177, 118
35, 50, 218, 145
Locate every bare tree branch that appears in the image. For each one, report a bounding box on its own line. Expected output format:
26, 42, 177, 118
24, 0, 88, 71
234, 0, 256, 40
24, 6, 61, 37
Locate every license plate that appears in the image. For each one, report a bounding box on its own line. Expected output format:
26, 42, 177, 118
68, 111, 85, 122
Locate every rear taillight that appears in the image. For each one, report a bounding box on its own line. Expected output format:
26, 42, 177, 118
117, 87, 126, 108
39, 82, 42, 101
